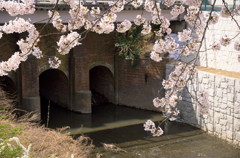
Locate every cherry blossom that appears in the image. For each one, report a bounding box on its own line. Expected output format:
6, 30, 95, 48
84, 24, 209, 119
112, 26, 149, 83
144, 0, 154, 13
110, 0, 125, 13
178, 29, 192, 42
220, 7, 231, 18
143, 120, 155, 131
153, 97, 165, 108
49, 57, 61, 69
141, 22, 151, 35
211, 42, 221, 51
220, 35, 231, 47
234, 41, 240, 51
90, 7, 101, 17
0, 0, 236, 138
0, 18, 40, 75
143, 120, 164, 136
170, 5, 185, 19
131, 0, 143, 8
150, 51, 162, 62
57, 32, 81, 55
116, 20, 132, 33
134, 15, 146, 26
205, 12, 219, 25
48, 11, 67, 32
164, 0, 175, 7
0, 0, 35, 16
152, 127, 164, 136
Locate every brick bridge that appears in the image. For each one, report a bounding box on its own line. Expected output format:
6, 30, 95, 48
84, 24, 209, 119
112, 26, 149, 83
0, 2, 185, 115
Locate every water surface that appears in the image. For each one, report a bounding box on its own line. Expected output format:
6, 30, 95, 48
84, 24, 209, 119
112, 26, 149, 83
41, 103, 240, 158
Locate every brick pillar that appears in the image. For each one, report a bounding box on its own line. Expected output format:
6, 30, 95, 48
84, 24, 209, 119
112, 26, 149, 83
20, 56, 40, 115
114, 54, 119, 105
70, 47, 91, 113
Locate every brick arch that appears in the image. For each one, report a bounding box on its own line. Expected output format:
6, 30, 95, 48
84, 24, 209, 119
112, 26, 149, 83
39, 66, 68, 78
39, 69, 69, 109
89, 62, 114, 75
90, 65, 114, 104
0, 76, 17, 98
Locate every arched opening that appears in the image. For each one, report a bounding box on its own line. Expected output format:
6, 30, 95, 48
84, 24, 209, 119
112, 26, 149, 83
0, 76, 17, 95
0, 76, 17, 103
90, 66, 114, 106
39, 69, 69, 121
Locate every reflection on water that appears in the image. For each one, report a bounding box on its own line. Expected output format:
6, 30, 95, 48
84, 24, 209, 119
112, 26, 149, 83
41, 102, 240, 158
41, 102, 164, 134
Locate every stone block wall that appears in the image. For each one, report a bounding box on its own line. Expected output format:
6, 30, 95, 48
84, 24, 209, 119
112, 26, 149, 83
198, 12, 240, 73
168, 64, 240, 146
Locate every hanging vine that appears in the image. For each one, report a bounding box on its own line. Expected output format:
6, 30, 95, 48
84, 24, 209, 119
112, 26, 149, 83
115, 26, 143, 62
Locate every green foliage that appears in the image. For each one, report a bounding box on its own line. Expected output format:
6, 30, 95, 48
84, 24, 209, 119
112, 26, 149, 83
0, 108, 9, 119
0, 109, 7, 119
0, 141, 22, 158
115, 26, 143, 62
0, 124, 25, 158
0, 124, 22, 140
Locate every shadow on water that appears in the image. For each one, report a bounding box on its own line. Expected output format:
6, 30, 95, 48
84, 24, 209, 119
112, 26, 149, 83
41, 100, 199, 146
41, 101, 240, 158
41, 101, 162, 129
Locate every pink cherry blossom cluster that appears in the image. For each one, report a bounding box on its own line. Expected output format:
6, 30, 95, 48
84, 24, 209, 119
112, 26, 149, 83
67, 1, 89, 31
143, 120, 164, 136
150, 37, 179, 62
209, 5, 240, 53
90, 7, 101, 17
109, 0, 125, 13
141, 22, 151, 35
131, 0, 143, 8
164, 0, 176, 7
178, 29, 192, 42
234, 41, 240, 51
57, 32, 81, 55
170, 4, 185, 19
134, 15, 146, 26
48, 57, 61, 69
0, 0, 238, 137
0, 0, 35, 16
220, 7, 231, 18
184, 6, 201, 26
91, 12, 117, 34
48, 10, 67, 32
211, 42, 221, 51
0, 18, 40, 75
116, 19, 132, 33
152, 62, 195, 121
205, 12, 219, 25
144, 0, 154, 13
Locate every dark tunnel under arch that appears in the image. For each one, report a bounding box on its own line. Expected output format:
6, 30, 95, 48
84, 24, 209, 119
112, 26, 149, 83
90, 65, 114, 105
0, 76, 17, 100
39, 69, 69, 110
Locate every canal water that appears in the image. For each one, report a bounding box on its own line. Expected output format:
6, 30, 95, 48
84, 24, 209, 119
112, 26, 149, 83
41, 103, 240, 158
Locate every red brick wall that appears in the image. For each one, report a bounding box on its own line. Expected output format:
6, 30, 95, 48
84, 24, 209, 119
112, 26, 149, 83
1, 26, 166, 112
117, 57, 165, 111
73, 32, 116, 91
0, 33, 18, 61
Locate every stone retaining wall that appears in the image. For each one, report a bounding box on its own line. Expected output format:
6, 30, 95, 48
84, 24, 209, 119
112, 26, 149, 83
166, 64, 240, 146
